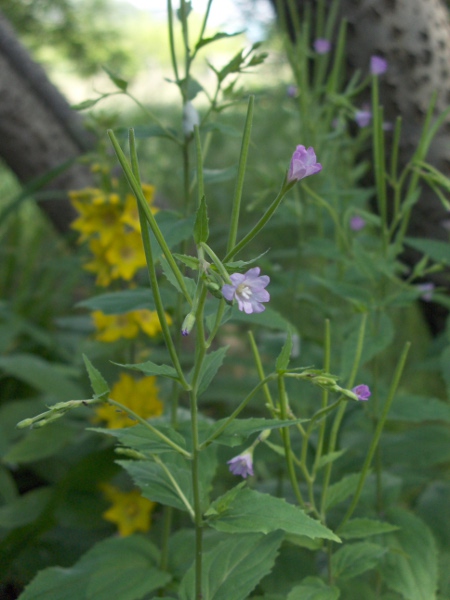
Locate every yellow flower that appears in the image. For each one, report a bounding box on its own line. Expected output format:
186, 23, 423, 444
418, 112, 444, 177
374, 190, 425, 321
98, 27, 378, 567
95, 373, 163, 429
105, 230, 147, 281
131, 309, 171, 337
121, 186, 157, 232
100, 483, 156, 536
84, 238, 114, 287
72, 202, 123, 244
92, 311, 139, 342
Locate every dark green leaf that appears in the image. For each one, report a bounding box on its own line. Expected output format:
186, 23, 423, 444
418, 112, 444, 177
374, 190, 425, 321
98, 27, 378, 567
325, 473, 361, 511
287, 577, 340, 600
339, 518, 399, 540
405, 237, 450, 264
387, 394, 450, 422
195, 31, 245, 51
173, 253, 200, 270
179, 532, 283, 600
114, 360, 179, 381
102, 66, 128, 91
4, 421, 76, 464
0, 487, 51, 529
92, 422, 187, 455
206, 487, 340, 542
193, 346, 228, 396
276, 332, 293, 371
18, 535, 170, 600
331, 542, 386, 581
201, 417, 308, 447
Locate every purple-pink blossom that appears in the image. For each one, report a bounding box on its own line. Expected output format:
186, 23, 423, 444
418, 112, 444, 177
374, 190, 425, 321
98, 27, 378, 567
417, 282, 435, 302
222, 267, 270, 314
287, 85, 298, 98
227, 451, 254, 478
350, 215, 366, 231
355, 109, 372, 128
314, 38, 331, 54
370, 55, 388, 75
288, 145, 322, 182
352, 384, 371, 401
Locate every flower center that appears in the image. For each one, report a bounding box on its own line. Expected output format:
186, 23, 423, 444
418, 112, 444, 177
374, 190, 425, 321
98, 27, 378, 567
236, 283, 252, 299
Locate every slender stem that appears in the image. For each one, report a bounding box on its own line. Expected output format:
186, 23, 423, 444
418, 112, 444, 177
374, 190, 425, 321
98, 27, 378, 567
167, 0, 179, 83
106, 398, 191, 458
278, 374, 305, 507
313, 320, 331, 474
152, 454, 195, 519
108, 129, 193, 306
248, 331, 275, 412
226, 95, 255, 255
337, 342, 411, 531
128, 130, 190, 390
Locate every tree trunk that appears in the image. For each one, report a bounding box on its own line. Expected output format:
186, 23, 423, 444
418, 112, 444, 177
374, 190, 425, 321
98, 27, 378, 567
0, 10, 95, 233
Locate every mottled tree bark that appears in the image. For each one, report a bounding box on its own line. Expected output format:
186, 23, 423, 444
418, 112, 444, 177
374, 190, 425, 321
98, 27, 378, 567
0, 10, 95, 233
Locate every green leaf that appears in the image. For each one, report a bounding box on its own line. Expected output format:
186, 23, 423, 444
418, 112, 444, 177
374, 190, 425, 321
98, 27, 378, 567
92, 422, 187, 455
149, 211, 196, 260
339, 518, 400, 540
71, 97, 104, 110
382, 425, 450, 467
114, 360, 179, 381
387, 394, 450, 422
4, 421, 76, 464
160, 255, 197, 298
77, 288, 158, 314
331, 542, 387, 581
287, 577, 340, 600
173, 253, 200, 271
121, 446, 217, 513
83, 354, 109, 400
0, 353, 82, 400
195, 30, 245, 51
196, 346, 228, 396
218, 49, 244, 81
179, 531, 283, 600
201, 417, 308, 447
0, 466, 17, 505
230, 305, 295, 332
379, 508, 438, 600
315, 449, 347, 471
203, 166, 237, 183
206, 487, 340, 542
102, 66, 128, 91
193, 195, 209, 244
276, 332, 293, 371
405, 237, 450, 264
0, 487, 51, 529
324, 473, 361, 511
18, 535, 171, 600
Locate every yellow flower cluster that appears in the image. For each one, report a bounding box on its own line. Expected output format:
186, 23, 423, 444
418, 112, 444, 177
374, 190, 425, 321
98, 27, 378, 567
100, 483, 156, 536
92, 309, 172, 342
95, 372, 163, 429
70, 184, 157, 286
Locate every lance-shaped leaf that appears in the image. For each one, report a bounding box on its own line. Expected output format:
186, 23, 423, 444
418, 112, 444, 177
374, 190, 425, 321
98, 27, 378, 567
114, 360, 180, 382
276, 331, 293, 372
190, 346, 228, 396
193, 195, 209, 244
83, 354, 109, 400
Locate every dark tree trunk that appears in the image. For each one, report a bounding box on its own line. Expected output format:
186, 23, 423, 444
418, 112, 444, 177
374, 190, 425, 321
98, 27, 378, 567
0, 10, 95, 233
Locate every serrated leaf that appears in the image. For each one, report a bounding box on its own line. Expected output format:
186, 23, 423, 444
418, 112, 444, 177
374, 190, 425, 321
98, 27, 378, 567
379, 508, 438, 600
173, 253, 200, 270
179, 532, 283, 600
92, 422, 187, 455
405, 237, 450, 264
193, 346, 228, 396
331, 542, 386, 581
339, 518, 400, 540
83, 354, 109, 399
206, 487, 340, 542
18, 535, 170, 600
276, 332, 293, 371
114, 360, 179, 381
193, 196, 209, 244
195, 30, 245, 51
325, 473, 361, 511
103, 66, 128, 91
201, 417, 308, 447
287, 577, 340, 600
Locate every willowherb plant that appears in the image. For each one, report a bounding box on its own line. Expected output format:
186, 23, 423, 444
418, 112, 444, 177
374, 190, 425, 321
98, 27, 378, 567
15, 1, 450, 599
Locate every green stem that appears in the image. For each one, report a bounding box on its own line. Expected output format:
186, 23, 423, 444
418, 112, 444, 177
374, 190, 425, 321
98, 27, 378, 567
248, 330, 275, 412
337, 342, 410, 531
167, 0, 179, 83
226, 95, 255, 255
313, 320, 331, 475
108, 129, 192, 306
152, 454, 195, 519
278, 374, 305, 508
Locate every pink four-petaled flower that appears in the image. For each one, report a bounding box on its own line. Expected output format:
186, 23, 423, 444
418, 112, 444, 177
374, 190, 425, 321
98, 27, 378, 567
222, 267, 270, 314
227, 451, 254, 478
288, 145, 323, 182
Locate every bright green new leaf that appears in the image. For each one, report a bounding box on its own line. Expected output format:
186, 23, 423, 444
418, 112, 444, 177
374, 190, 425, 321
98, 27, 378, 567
179, 531, 283, 600
276, 332, 293, 372
206, 487, 340, 542
83, 354, 109, 400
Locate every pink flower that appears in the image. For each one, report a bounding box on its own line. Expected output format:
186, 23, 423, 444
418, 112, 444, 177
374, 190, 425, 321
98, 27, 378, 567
287, 85, 298, 98
227, 451, 254, 478
370, 55, 388, 75
288, 145, 322, 182
352, 384, 371, 401
355, 109, 372, 128
314, 38, 331, 54
222, 267, 270, 314
350, 215, 366, 231
417, 283, 435, 302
